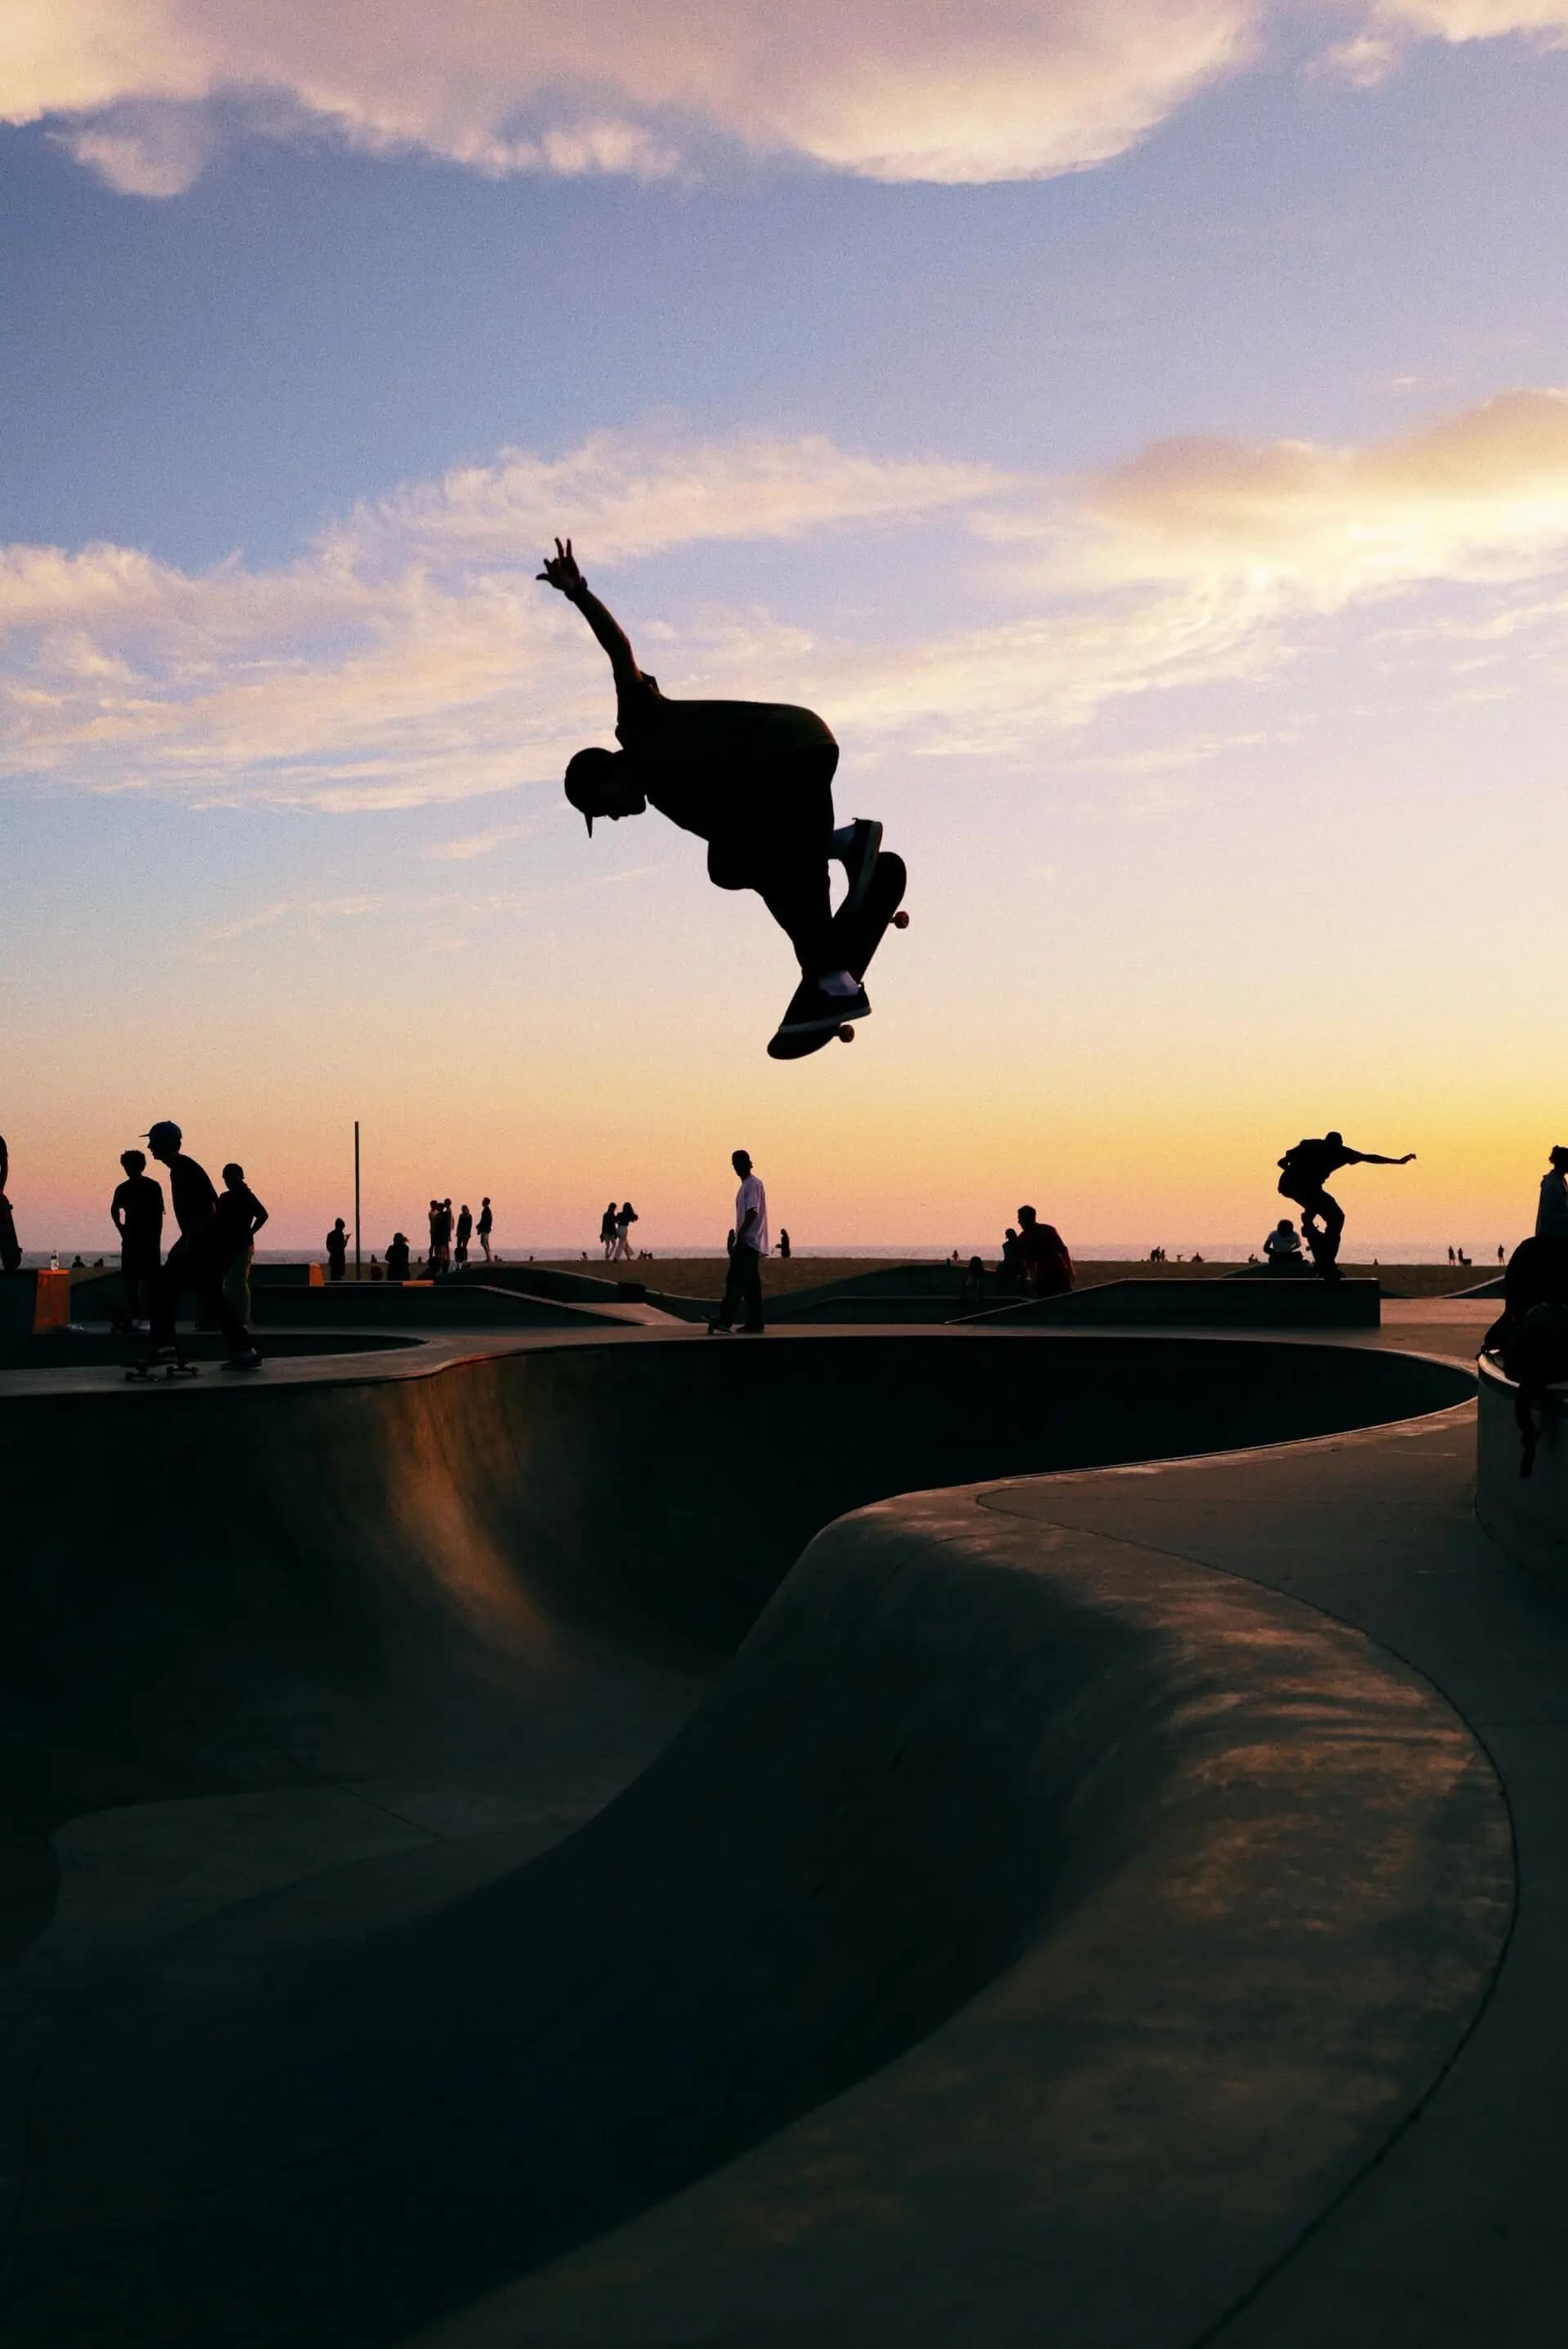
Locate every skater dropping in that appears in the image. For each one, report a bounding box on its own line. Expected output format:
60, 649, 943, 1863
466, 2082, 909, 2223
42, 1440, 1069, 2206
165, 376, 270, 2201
1276, 1130, 1414, 1281
539, 538, 889, 1045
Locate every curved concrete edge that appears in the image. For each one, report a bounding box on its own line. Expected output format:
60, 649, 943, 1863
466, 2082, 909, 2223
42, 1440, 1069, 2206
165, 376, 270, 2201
1476, 1352, 1568, 1586
415, 1478, 1510, 2349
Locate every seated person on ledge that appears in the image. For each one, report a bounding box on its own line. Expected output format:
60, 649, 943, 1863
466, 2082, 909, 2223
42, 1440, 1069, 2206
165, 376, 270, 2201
1263, 1218, 1305, 1265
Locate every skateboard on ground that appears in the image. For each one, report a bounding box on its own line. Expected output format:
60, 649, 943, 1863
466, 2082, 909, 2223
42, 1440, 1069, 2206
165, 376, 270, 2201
767, 851, 909, 1062
125, 1353, 199, 1382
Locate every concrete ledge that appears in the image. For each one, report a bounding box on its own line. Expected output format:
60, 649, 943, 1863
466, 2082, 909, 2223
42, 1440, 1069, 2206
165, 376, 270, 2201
964, 1276, 1380, 1329
0, 1269, 70, 1335
1477, 1351, 1568, 1585
247, 1281, 643, 1331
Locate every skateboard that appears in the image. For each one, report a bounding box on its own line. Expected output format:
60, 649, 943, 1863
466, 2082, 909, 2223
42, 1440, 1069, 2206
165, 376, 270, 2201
125, 1354, 199, 1382
768, 852, 908, 1062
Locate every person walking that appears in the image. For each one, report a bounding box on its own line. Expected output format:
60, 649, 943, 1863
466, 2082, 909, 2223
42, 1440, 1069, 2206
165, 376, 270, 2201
611, 1201, 639, 1261
477, 1197, 494, 1262
0, 1132, 20, 1273
454, 1203, 473, 1268
109, 1147, 164, 1326
326, 1218, 350, 1281
217, 1163, 269, 1324
709, 1151, 768, 1334
599, 1201, 618, 1259
1276, 1130, 1415, 1282
143, 1120, 260, 1368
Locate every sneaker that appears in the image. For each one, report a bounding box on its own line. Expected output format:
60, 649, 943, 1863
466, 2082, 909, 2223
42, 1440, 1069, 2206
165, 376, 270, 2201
839, 818, 883, 916
778, 984, 871, 1039
222, 1348, 264, 1371
706, 1322, 733, 1335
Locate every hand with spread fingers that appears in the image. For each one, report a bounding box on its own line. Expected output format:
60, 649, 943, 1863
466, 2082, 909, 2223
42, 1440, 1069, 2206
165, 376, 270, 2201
537, 537, 585, 597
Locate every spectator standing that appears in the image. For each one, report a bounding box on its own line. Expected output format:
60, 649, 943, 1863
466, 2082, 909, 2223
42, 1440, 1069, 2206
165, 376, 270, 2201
612, 1201, 639, 1260
1537, 1146, 1568, 1241
709, 1151, 768, 1334
427, 1199, 442, 1270
777, 1228, 791, 1259
143, 1120, 259, 1368
599, 1201, 618, 1259
1000, 1226, 1024, 1289
110, 1148, 164, 1326
455, 1203, 473, 1268
217, 1164, 269, 1323
0, 1132, 20, 1273
436, 1199, 454, 1271
326, 1218, 350, 1281
477, 1198, 494, 1262
1016, 1205, 1073, 1298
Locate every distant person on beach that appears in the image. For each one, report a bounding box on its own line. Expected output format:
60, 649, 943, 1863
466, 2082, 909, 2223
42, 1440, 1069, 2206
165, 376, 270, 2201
599, 1201, 617, 1259
216, 1164, 269, 1323
611, 1201, 638, 1261
110, 1148, 164, 1326
1263, 1219, 1304, 1266
1276, 1131, 1415, 1282
455, 1203, 473, 1267
539, 537, 888, 1045
477, 1198, 493, 1262
710, 1151, 768, 1334
326, 1218, 350, 1281
1016, 1205, 1073, 1298
386, 1232, 412, 1281
0, 1133, 20, 1273
144, 1121, 259, 1369
1499, 1244, 1506, 1264
777, 1228, 791, 1259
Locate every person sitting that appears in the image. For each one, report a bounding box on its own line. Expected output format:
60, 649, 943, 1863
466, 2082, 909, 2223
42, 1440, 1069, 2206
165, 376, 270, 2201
1263, 1219, 1304, 1264
385, 1232, 412, 1281
1015, 1204, 1073, 1298
960, 1254, 987, 1309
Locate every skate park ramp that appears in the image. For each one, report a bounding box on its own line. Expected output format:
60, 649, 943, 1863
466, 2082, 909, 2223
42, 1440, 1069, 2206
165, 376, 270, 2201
0, 1329, 1499, 2348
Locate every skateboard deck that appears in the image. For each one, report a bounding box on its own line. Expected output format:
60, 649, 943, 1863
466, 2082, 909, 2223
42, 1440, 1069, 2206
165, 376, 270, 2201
768, 852, 907, 1062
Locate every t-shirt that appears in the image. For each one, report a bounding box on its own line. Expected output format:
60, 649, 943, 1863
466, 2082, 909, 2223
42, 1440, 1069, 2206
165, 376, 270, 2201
616, 673, 834, 843
456, 1210, 472, 1241
168, 1153, 218, 1238
1280, 1139, 1352, 1191
1264, 1227, 1303, 1257
1537, 1171, 1568, 1241
733, 1173, 769, 1259
477, 1205, 492, 1234
1017, 1220, 1071, 1286
212, 1183, 264, 1250
327, 1227, 348, 1259
113, 1173, 164, 1248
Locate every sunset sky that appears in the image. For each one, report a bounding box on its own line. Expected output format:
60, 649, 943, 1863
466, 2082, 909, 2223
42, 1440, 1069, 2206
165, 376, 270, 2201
4, 2, 1568, 1255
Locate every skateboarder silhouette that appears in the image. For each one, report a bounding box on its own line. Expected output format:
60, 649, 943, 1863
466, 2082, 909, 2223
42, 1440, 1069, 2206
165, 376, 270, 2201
1276, 1130, 1414, 1280
539, 538, 890, 1046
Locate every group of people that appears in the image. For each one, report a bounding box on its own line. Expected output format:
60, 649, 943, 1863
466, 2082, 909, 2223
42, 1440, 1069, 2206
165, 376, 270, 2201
422, 1197, 493, 1274
996, 1206, 1075, 1299
599, 1201, 640, 1260
105, 1121, 267, 1368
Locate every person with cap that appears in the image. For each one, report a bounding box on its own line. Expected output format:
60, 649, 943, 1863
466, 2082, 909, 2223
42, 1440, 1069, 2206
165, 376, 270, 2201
538, 537, 889, 1047
143, 1120, 261, 1368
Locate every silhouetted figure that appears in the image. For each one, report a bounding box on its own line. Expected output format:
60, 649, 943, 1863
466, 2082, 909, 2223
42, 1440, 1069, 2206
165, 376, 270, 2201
217, 1164, 269, 1323
455, 1203, 473, 1268
1015, 1204, 1073, 1298
386, 1232, 412, 1281
710, 1151, 768, 1334
110, 1148, 164, 1326
434, 1198, 453, 1271
611, 1201, 638, 1261
370, 1255, 384, 1281
777, 1228, 791, 1260
144, 1121, 259, 1367
540, 537, 887, 1045
1499, 1244, 1507, 1264
961, 1254, 987, 1308
477, 1197, 493, 1262
326, 1219, 350, 1281
0, 1133, 20, 1273
1000, 1226, 1024, 1290
1447, 1245, 1456, 1268
1263, 1218, 1304, 1266
1276, 1130, 1414, 1282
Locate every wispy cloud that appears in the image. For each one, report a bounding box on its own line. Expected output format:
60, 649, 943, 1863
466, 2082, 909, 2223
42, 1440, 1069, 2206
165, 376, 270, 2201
8, 395, 1568, 818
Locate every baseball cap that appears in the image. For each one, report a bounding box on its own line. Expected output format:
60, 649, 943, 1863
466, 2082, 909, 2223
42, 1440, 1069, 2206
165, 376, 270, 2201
142, 1120, 182, 1149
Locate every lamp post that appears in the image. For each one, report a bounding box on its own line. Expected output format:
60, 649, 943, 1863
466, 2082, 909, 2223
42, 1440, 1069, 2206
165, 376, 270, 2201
354, 1120, 362, 1279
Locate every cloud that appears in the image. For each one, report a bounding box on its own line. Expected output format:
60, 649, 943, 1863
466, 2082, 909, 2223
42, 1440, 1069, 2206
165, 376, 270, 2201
5, 0, 1266, 192
1370, 1, 1568, 35
8, 394, 1568, 820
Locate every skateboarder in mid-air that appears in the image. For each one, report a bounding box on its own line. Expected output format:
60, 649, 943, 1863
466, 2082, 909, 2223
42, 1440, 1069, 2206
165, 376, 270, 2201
1276, 1130, 1415, 1281
539, 539, 888, 1045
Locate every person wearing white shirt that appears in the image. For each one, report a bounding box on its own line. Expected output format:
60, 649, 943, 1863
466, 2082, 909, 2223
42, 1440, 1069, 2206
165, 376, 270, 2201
710, 1150, 768, 1333
1536, 1147, 1568, 1241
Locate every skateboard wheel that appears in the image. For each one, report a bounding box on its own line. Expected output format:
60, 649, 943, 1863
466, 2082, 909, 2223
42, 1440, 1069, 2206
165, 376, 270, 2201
892, 910, 910, 929
837, 1024, 856, 1043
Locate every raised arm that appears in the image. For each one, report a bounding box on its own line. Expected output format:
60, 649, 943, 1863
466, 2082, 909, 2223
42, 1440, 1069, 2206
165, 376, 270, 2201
1348, 1148, 1416, 1166
537, 537, 640, 692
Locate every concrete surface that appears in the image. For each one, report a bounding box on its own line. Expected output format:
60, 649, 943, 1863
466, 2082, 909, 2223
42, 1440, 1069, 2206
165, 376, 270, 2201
968, 1276, 1381, 1329
1476, 1350, 1568, 1587
2, 1317, 1556, 2349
